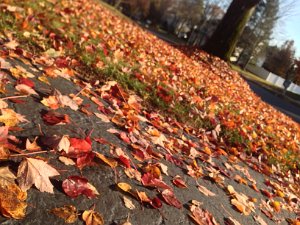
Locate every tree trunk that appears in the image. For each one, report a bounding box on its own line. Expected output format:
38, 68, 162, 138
203, 0, 260, 61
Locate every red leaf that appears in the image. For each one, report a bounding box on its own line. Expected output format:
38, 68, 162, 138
42, 111, 71, 125
17, 78, 34, 88
76, 152, 96, 169
62, 176, 99, 198
120, 132, 131, 144
150, 197, 162, 209
141, 173, 172, 190
165, 154, 183, 167
118, 155, 131, 168
172, 176, 187, 188
69, 137, 92, 154
161, 189, 182, 209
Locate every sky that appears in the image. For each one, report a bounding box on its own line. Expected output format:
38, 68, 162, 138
272, 0, 300, 57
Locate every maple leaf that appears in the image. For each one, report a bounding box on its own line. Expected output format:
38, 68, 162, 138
42, 111, 71, 125
141, 172, 172, 190
69, 137, 92, 155
17, 78, 35, 88
95, 152, 118, 168
62, 176, 99, 198
0, 108, 28, 127
15, 84, 38, 96
161, 189, 182, 209
82, 209, 104, 225
189, 204, 219, 225
172, 175, 188, 188
150, 197, 162, 209
25, 137, 41, 151
41, 96, 60, 109
17, 158, 60, 193
0, 183, 27, 219
123, 196, 135, 210
50, 205, 78, 224
0, 166, 16, 186
197, 184, 216, 197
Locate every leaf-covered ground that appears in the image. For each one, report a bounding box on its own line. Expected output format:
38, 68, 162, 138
0, 0, 299, 224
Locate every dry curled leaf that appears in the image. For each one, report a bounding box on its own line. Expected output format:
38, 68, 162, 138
95, 152, 118, 168
197, 184, 216, 197
82, 209, 104, 225
161, 189, 182, 209
0, 183, 27, 219
17, 157, 60, 193
50, 205, 78, 223
123, 196, 135, 210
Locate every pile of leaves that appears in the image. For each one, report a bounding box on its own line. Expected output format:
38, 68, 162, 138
0, 0, 300, 224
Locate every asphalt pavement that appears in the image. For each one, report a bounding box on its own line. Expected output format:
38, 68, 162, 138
245, 80, 300, 123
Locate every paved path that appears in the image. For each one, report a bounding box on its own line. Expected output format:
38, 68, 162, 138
246, 80, 300, 123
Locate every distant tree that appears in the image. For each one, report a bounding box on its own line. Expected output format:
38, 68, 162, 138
263, 40, 296, 77
236, 0, 279, 67
203, 0, 260, 61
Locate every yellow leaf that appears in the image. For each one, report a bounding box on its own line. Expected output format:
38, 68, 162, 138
50, 205, 78, 223
0, 183, 27, 219
95, 152, 118, 168
271, 201, 280, 212
82, 209, 104, 225
117, 183, 132, 193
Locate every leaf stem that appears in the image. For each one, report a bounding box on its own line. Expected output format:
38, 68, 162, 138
0, 95, 28, 100
10, 150, 55, 157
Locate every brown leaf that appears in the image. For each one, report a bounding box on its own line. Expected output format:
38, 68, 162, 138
0, 166, 16, 186
189, 204, 219, 225
197, 184, 216, 197
15, 84, 38, 96
0, 183, 27, 219
25, 137, 41, 151
253, 215, 268, 225
123, 196, 135, 210
82, 209, 104, 225
17, 158, 60, 193
161, 189, 182, 209
50, 205, 78, 223
58, 156, 76, 166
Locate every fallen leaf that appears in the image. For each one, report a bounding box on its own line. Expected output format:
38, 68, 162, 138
94, 112, 110, 123
42, 111, 70, 125
0, 183, 27, 219
150, 197, 162, 209
62, 176, 99, 198
15, 84, 38, 96
172, 175, 188, 188
50, 205, 78, 223
197, 184, 216, 196
0, 108, 28, 127
57, 135, 71, 153
17, 157, 60, 193
253, 215, 268, 225
189, 204, 219, 225
25, 137, 41, 151
58, 156, 75, 166
82, 209, 104, 225
117, 182, 132, 193
161, 189, 182, 209
224, 217, 242, 225
141, 172, 172, 190
0, 166, 16, 186
123, 196, 135, 210
95, 152, 118, 168
271, 201, 280, 212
